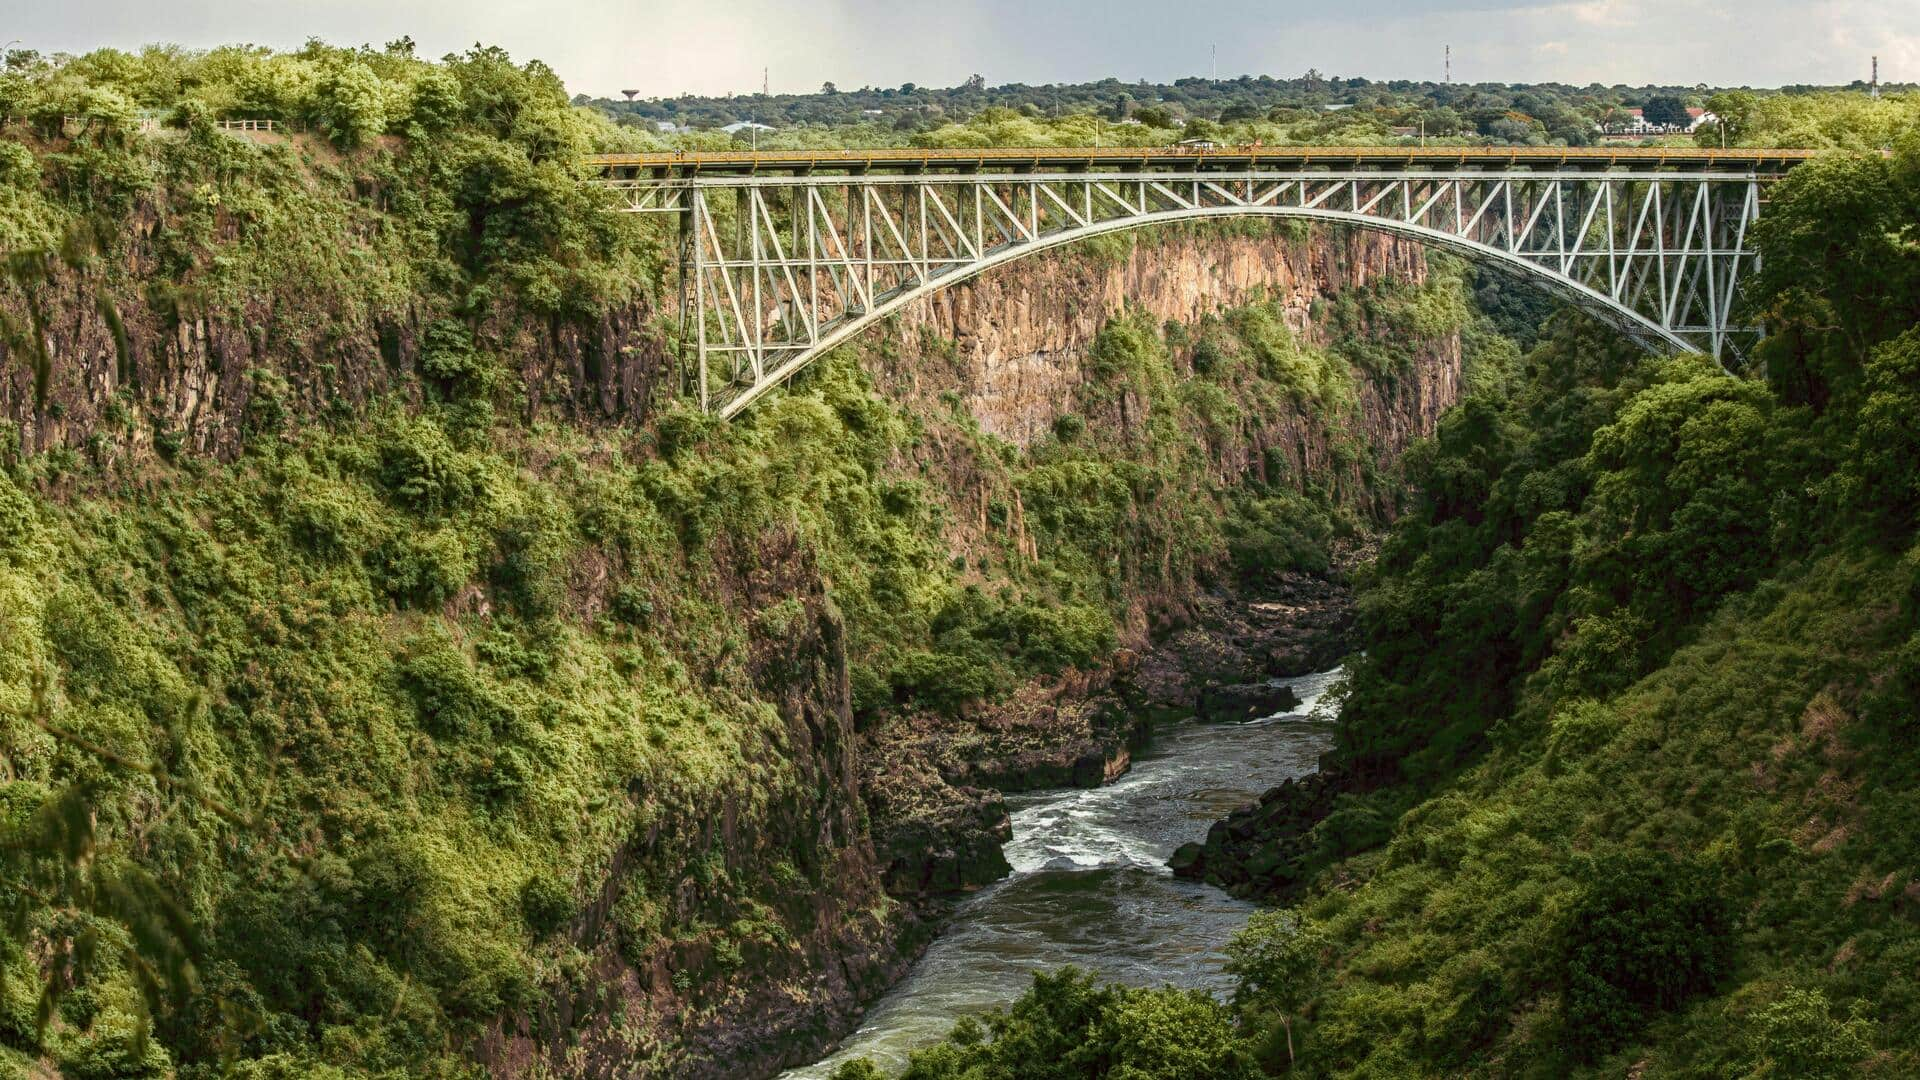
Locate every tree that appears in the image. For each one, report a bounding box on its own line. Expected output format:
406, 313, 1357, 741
1642, 94, 1691, 129
1701, 89, 1758, 143
963, 73, 986, 92
1226, 910, 1329, 1068
879, 968, 1256, 1078
1830, 328, 1920, 537
1093, 989, 1259, 1080
820, 81, 837, 95
1747, 150, 1920, 411
310, 59, 389, 147
1557, 850, 1736, 1057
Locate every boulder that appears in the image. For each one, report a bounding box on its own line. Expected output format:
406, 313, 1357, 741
1194, 681, 1301, 722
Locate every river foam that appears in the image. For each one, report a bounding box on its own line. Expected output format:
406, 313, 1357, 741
781, 667, 1342, 1077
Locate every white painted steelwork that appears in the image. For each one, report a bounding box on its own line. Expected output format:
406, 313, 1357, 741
597, 163, 1784, 418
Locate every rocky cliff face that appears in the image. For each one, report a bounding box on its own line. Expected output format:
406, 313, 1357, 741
483, 530, 918, 1079
890, 225, 1459, 456
0, 226, 672, 461
4, 218, 1455, 478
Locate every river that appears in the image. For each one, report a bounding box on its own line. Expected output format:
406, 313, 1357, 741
783, 667, 1343, 1077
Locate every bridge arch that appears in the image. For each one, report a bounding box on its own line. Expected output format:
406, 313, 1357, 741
594, 155, 1793, 417
714, 204, 1694, 420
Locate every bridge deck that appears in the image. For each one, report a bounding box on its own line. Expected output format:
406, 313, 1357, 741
589, 145, 1818, 178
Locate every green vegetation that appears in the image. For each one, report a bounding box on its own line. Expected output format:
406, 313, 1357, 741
1703, 89, 1920, 149
0, 300, 1436, 1076
0, 39, 656, 340
827, 969, 1258, 1080
0, 41, 1473, 1073
849, 106, 1920, 1077
587, 71, 1913, 151
19, 35, 1918, 1080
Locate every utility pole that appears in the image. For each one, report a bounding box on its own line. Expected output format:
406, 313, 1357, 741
750, 66, 767, 151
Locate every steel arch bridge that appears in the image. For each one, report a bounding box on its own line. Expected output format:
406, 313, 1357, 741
589, 147, 1815, 419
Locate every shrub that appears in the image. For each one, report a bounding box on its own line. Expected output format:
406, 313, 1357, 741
889, 648, 1005, 716
1740, 987, 1875, 1079
1558, 850, 1737, 1057
1542, 698, 1617, 774
1189, 335, 1227, 376
398, 633, 519, 741
0, 946, 38, 1051
519, 874, 576, 941
0, 474, 33, 554
885, 969, 1257, 1080
58, 1011, 172, 1079
369, 527, 474, 606
1093, 988, 1258, 1080
989, 601, 1113, 673
489, 512, 568, 618
419, 319, 503, 403
376, 419, 482, 514
283, 472, 380, 559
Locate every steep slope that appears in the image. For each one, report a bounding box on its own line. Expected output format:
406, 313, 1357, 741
1172, 148, 1920, 1077
0, 54, 1476, 1080
830, 145, 1920, 1079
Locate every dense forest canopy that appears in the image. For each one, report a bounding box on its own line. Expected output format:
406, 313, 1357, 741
579, 69, 1918, 151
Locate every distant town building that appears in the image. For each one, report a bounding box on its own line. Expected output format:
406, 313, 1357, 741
1596, 107, 1716, 137
721, 121, 776, 135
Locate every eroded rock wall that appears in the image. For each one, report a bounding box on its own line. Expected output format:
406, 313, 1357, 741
891, 226, 1458, 452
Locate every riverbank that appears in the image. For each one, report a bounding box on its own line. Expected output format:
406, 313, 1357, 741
791, 665, 1347, 1078
859, 568, 1358, 902
766, 572, 1357, 1074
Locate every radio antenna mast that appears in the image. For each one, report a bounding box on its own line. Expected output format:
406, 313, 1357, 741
750, 66, 767, 150
1871, 55, 1880, 99
1445, 45, 1452, 85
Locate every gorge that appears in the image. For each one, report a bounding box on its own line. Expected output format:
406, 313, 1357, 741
5, 42, 1920, 1080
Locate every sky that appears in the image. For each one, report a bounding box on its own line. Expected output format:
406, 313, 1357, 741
5, 0, 1917, 100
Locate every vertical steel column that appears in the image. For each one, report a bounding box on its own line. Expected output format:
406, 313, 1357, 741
690, 190, 709, 412
1652, 183, 1668, 332
1712, 180, 1728, 355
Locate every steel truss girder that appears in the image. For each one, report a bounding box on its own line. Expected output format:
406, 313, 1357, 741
611, 169, 1770, 418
